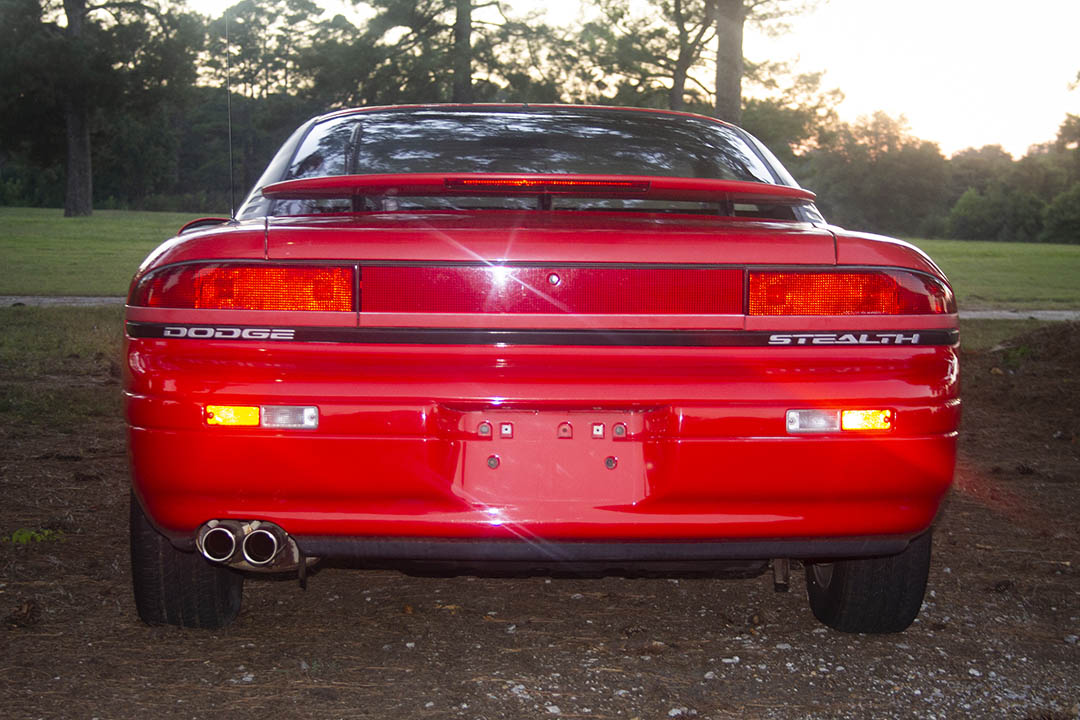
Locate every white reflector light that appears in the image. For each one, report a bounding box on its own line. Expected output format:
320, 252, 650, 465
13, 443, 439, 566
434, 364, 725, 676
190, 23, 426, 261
261, 405, 319, 429
785, 409, 840, 434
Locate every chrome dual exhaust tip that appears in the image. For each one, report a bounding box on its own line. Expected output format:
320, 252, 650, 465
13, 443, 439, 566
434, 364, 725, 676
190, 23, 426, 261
241, 527, 280, 566
200, 525, 237, 563
196, 520, 288, 569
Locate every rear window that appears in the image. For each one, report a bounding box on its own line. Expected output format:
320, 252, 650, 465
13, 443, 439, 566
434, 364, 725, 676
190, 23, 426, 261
273, 107, 789, 215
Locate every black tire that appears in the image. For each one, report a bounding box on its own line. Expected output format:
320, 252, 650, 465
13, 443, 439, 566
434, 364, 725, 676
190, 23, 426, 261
129, 493, 243, 628
805, 530, 932, 633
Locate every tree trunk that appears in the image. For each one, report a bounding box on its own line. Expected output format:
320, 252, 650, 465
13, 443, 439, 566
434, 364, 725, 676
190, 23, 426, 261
63, 0, 92, 216
63, 96, 93, 217
669, 57, 690, 111
668, 0, 687, 111
452, 0, 472, 102
714, 0, 746, 124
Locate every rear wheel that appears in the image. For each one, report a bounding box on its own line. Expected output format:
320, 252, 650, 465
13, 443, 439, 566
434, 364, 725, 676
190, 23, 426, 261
805, 530, 932, 633
129, 493, 243, 628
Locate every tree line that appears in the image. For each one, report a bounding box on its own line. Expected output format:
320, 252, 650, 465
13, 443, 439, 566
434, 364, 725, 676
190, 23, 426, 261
1, 0, 1078, 243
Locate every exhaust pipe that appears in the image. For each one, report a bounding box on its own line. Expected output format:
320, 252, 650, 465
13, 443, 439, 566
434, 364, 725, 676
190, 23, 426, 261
242, 526, 282, 566
200, 524, 238, 563
196, 519, 300, 571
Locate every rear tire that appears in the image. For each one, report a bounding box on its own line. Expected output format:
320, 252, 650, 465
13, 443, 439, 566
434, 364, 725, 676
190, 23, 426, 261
805, 530, 932, 633
129, 493, 243, 628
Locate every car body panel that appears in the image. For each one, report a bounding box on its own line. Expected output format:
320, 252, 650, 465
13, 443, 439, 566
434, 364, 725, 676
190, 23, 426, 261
832, 229, 946, 278
263, 213, 837, 266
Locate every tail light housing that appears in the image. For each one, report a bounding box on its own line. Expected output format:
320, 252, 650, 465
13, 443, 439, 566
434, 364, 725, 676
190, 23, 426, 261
786, 408, 894, 434
749, 270, 955, 315
130, 264, 354, 312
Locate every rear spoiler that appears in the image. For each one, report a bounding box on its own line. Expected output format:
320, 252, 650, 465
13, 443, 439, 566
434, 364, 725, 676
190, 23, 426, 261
261, 173, 816, 205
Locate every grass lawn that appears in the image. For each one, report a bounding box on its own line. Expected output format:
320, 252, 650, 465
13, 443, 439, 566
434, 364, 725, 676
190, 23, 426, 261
0, 207, 198, 296
908, 238, 1080, 310
0, 305, 124, 430
957, 318, 1050, 351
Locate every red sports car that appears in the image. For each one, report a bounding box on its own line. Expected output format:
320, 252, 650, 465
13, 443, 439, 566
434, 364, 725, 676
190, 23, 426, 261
125, 105, 959, 632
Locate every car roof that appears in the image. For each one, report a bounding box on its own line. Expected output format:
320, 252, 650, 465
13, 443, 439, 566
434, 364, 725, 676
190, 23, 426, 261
314, 103, 740, 130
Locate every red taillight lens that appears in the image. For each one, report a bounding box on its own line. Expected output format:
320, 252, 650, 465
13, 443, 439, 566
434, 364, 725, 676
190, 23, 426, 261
131, 264, 354, 311
748, 271, 954, 315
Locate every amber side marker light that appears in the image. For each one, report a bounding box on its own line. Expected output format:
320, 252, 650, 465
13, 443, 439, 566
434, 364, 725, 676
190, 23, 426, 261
205, 405, 319, 429
786, 409, 893, 434
841, 409, 893, 431
206, 405, 259, 426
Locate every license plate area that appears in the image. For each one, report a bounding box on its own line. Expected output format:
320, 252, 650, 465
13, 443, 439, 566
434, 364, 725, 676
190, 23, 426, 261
461, 411, 646, 505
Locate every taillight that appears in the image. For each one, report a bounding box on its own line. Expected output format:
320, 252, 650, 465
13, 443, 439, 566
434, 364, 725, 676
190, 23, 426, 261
130, 264, 354, 311
748, 270, 954, 315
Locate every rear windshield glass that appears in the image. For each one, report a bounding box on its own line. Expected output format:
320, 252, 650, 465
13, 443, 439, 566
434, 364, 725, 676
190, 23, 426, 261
275, 107, 785, 215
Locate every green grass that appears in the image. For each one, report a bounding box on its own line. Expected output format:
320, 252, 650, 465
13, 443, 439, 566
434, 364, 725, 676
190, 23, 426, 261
907, 239, 1080, 310
958, 319, 1049, 351
0, 306, 124, 429
0, 305, 123, 374
0, 207, 197, 296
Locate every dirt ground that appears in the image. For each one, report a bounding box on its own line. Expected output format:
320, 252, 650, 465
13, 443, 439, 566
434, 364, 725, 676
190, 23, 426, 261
2, 323, 1078, 720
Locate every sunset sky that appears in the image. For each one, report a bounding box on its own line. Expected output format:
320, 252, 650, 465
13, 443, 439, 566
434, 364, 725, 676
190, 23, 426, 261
743, 0, 1080, 157
190, 0, 1080, 158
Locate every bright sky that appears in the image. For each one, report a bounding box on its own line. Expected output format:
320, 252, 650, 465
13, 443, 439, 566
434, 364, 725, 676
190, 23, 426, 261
744, 0, 1080, 158
190, 0, 1080, 158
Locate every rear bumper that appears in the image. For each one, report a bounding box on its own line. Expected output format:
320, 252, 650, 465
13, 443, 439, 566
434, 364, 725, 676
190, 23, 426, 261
293, 535, 917, 563
129, 427, 956, 542
125, 337, 959, 551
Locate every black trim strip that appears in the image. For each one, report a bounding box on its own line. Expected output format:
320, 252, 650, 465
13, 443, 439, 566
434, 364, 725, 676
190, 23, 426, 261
293, 535, 916, 562
127, 322, 959, 348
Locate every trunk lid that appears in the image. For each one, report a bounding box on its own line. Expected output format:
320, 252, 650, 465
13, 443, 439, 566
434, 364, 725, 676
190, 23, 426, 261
267, 213, 835, 325
266, 213, 835, 266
